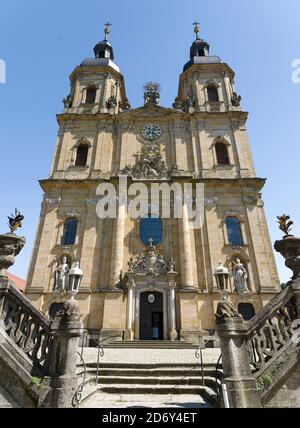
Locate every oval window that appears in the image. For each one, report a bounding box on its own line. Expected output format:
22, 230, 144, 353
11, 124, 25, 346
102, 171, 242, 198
139, 215, 163, 246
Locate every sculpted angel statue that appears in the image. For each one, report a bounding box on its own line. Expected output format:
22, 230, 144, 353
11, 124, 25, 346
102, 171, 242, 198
232, 258, 250, 295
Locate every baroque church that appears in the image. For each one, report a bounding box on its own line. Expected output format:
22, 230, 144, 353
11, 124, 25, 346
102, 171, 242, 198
25, 23, 280, 343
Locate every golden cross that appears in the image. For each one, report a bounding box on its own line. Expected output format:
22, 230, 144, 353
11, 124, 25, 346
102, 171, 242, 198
193, 21, 200, 39
104, 22, 111, 41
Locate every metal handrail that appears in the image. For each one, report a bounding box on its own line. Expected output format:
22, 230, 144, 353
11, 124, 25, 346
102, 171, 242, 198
72, 351, 87, 408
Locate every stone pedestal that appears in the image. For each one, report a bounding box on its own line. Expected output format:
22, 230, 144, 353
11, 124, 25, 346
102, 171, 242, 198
46, 297, 83, 408
216, 317, 262, 408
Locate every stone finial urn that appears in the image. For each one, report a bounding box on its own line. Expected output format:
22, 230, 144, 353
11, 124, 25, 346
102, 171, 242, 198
274, 235, 300, 280
0, 233, 26, 279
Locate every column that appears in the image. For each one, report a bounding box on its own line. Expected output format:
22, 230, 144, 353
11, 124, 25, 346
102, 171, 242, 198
46, 298, 84, 408
177, 203, 194, 289
216, 315, 262, 408
168, 279, 177, 340
124, 278, 135, 340
109, 200, 126, 287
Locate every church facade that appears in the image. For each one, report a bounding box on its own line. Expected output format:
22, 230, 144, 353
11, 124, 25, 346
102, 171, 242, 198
25, 24, 280, 343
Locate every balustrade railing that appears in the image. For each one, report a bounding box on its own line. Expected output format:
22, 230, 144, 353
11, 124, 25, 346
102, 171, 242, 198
246, 286, 300, 375
0, 282, 52, 375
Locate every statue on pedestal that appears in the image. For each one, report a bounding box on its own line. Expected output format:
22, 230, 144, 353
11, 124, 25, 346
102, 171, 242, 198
54, 256, 70, 293
232, 258, 250, 295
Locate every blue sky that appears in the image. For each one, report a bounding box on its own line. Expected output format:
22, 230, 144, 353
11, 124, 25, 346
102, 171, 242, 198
0, 0, 299, 283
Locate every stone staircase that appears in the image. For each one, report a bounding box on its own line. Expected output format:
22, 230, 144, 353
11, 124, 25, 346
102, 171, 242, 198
103, 340, 198, 349
76, 347, 222, 408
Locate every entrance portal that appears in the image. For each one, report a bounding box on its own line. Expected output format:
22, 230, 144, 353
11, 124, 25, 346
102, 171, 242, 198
139, 291, 163, 340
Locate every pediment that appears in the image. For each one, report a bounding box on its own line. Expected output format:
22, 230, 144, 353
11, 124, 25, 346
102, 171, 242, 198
120, 104, 185, 118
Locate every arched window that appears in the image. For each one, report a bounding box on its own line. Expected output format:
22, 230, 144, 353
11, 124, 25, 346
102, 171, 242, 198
225, 217, 243, 246
85, 86, 97, 104
215, 142, 230, 165
238, 303, 255, 321
207, 85, 219, 102
139, 215, 163, 246
61, 218, 77, 245
75, 144, 88, 166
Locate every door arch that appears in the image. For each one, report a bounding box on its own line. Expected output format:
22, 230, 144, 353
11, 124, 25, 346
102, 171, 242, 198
139, 291, 164, 340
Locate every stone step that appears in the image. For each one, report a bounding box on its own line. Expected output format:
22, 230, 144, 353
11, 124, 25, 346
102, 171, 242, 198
81, 367, 222, 377
103, 340, 198, 349
96, 383, 218, 397
80, 361, 219, 369
80, 392, 212, 408
95, 375, 217, 388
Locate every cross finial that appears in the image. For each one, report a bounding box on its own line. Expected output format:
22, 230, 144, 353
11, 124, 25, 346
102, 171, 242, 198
193, 21, 200, 40
104, 22, 111, 41
148, 237, 154, 246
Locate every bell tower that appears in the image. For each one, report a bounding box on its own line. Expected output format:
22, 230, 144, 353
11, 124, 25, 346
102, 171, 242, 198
63, 23, 130, 116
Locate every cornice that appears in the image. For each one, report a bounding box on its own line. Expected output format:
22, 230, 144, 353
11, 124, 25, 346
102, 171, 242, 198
39, 176, 266, 192
56, 109, 248, 125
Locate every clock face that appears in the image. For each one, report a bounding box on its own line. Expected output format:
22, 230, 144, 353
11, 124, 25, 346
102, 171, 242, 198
142, 124, 161, 140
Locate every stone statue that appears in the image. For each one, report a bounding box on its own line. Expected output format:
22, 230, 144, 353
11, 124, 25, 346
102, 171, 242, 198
277, 214, 293, 237
232, 258, 250, 294
143, 82, 160, 106
231, 92, 241, 107
54, 256, 70, 293
168, 257, 176, 273
215, 298, 243, 325
7, 209, 24, 233
63, 94, 72, 109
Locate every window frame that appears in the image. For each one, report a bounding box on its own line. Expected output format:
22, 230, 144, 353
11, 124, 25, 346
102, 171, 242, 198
138, 214, 164, 247
61, 217, 78, 246
84, 85, 97, 104
225, 216, 244, 247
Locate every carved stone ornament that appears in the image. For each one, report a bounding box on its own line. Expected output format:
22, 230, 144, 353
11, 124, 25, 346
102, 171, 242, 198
215, 298, 243, 325
143, 82, 160, 106
51, 297, 82, 324
119, 98, 131, 111
0, 233, 26, 277
66, 210, 80, 218
204, 197, 218, 207
127, 241, 175, 277
231, 92, 242, 107
225, 209, 241, 216
121, 141, 180, 179
172, 97, 183, 111
63, 94, 72, 109
46, 198, 61, 208
86, 198, 100, 206
106, 95, 117, 110
274, 235, 300, 280
244, 196, 258, 206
